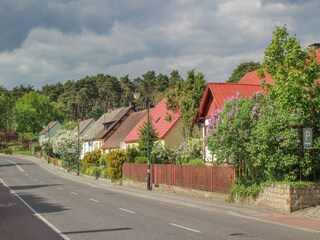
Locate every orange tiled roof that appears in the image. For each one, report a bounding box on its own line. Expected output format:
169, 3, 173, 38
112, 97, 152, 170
124, 98, 180, 143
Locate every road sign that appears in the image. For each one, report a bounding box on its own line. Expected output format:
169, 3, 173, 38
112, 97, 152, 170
303, 128, 313, 149
67, 148, 76, 154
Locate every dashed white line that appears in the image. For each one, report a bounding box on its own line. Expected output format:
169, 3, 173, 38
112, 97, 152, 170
70, 192, 77, 195
89, 198, 100, 203
169, 223, 201, 233
118, 208, 136, 214
57, 187, 63, 190
6, 160, 24, 172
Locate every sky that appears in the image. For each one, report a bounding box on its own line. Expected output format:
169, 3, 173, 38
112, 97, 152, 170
0, 0, 319, 90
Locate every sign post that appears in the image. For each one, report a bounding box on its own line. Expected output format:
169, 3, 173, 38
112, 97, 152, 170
303, 128, 313, 149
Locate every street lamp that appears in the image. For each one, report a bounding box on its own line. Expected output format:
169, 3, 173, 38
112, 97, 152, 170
133, 91, 151, 190
77, 122, 80, 176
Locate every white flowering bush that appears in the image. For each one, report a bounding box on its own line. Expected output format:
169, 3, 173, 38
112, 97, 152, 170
40, 138, 52, 155
51, 129, 82, 162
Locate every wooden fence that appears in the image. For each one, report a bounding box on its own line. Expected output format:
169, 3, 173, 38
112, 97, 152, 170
122, 163, 235, 194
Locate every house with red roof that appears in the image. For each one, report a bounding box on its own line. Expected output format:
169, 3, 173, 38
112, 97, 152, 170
238, 70, 274, 85
124, 98, 184, 149
196, 83, 264, 161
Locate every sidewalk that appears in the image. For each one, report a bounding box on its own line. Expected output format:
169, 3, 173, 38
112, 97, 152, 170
19, 155, 320, 233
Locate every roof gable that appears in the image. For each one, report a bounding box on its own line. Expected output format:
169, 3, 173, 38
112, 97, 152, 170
72, 118, 95, 136
101, 110, 147, 149
39, 121, 60, 135
197, 83, 264, 121
84, 106, 134, 140
124, 98, 181, 143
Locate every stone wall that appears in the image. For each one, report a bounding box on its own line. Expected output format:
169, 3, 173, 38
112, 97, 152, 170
255, 184, 320, 213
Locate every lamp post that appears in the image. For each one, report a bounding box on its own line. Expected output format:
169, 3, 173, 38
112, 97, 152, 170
77, 122, 80, 176
134, 92, 151, 190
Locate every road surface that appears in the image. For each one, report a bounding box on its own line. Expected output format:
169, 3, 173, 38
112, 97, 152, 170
0, 154, 319, 240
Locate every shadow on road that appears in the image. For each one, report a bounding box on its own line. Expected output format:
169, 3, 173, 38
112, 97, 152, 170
10, 183, 61, 190
17, 192, 70, 214
63, 228, 132, 235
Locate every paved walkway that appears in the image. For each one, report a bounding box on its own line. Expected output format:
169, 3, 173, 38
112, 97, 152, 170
292, 205, 320, 220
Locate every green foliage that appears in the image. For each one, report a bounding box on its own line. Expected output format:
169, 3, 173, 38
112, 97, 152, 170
134, 156, 147, 164
61, 122, 78, 131
137, 118, 158, 157
227, 179, 262, 202
151, 142, 177, 164
227, 61, 261, 83
125, 147, 139, 163
187, 158, 204, 166
166, 69, 206, 138
89, 105, 103, 120
13, 92, 54, 134
207, 26, 320, 187
105, 150, 126, 179
176, 137, 203, 164
0, 148, 13, 155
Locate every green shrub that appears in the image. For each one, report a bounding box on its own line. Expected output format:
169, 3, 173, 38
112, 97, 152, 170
176, 137, 203, 164
187, 158, 204, 166
151, 143, 177, 164
227, 180, 262, 202
134, 156, 147, 164
105, 150, 126, 179
125, 148, 139, 163
1, 148, 13, 154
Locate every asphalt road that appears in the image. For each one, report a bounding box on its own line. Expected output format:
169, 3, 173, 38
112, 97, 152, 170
0, 155, 319, 240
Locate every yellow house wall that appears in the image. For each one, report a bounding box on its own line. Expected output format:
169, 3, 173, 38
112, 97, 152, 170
162, 119, 184, 148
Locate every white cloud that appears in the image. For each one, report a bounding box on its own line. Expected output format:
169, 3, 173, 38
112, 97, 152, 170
0, 0, 319, 89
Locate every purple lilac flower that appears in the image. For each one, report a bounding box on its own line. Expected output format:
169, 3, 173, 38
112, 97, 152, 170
277, 136, 285, 142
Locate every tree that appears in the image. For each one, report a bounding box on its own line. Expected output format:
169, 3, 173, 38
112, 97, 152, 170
13, 92, 54, 134
89, 105, 103, 120
137, 119, 158, 158
260, 25, 320, 119
227, 61, 261, 83
166, 69, 206, 138
0, 93, 11, 131
119, 75, 135, 107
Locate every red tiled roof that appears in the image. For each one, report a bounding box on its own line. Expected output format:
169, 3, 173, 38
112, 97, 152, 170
238, 70, 274, 85
124, 98, 180, 143
197, 83, 264, 121
101, 110, 147, 149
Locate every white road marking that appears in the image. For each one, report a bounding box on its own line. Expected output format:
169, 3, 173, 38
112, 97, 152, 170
29, 176, 33, 179
0, 179, 71, 240
70, 192, 77, 195
7, 160, 24, 172
25, 173, 28, 176
89, 198, 100, 203
57, 187, 63, 190
34, 179, 38, 181
118, 208, 136, 214
169, 223, 201, 233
